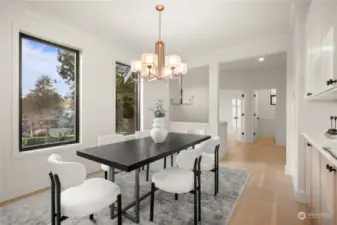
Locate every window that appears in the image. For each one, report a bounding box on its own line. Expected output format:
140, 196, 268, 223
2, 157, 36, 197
19, 33, 80, 151
270, 89, 276, 105
115, 62, 140, 135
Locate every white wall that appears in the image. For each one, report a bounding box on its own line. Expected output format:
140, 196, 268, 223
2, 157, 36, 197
0, 3, 136, 202
219, 68, 286, 146
170, 66, 209, 123
140, 79, 170, 130
256, 89, 276, 120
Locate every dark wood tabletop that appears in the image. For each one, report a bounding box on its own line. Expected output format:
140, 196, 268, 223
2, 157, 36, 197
77, 132, 210, 172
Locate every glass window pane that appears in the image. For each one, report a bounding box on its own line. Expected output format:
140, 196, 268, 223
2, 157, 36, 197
20, 33, 79, 151
116, 62, 140, 135
232, 106, 236, 128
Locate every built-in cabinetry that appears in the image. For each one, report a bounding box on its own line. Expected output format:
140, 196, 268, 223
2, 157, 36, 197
305, 0, 337, 100
305, 139, 337, 224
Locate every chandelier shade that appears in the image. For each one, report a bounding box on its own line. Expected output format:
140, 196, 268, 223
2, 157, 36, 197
131, 60, 142, 72
141, 53, 158, 66
131, 4, 187, 81
165, 55, 181, 67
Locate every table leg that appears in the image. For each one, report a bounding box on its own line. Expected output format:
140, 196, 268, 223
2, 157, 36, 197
109, 167, 115, 219
135, 168, 140, 223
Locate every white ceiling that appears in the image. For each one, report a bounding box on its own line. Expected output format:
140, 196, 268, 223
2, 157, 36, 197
18, 0, 291, 60
219, 52, 287, 72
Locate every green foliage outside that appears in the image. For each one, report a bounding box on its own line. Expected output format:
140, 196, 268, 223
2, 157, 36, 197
22, 135, 75, 147
21, 47, 77, 148
116, 63, 137, 134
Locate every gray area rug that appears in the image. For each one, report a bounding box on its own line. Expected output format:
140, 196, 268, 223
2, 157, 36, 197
0, 166, 250, 225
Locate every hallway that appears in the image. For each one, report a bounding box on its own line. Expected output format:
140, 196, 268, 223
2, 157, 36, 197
221, 138, 308, 225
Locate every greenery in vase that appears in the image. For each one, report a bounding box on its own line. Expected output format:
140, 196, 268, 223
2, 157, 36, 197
153, 100, 166, 118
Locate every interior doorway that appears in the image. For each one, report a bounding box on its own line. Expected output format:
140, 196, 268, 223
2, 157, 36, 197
219, 90, 246, 143
252, 89, 276, 142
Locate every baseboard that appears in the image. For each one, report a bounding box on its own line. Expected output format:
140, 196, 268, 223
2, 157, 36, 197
289, 172, 308, 204
294, 190, 308, 204
284, 164, 291, 175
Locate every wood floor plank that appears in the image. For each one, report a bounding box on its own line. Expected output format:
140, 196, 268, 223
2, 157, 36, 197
222, 138, 308, 225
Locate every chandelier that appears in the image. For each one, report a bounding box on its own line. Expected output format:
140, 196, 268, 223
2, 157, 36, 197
131, 5, 187, 81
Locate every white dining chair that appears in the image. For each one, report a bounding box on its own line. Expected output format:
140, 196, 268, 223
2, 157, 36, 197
200, 136, 221, 196
47, 154, 122, 225
98, 134, 125, 179
185, 128, 206, 135
150, 141, 209, 225
135, 130, 151, 138
184, 128, 207, 150
124, 134, 136, 141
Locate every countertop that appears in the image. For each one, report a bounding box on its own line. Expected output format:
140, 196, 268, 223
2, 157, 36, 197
303, 132, 337, 166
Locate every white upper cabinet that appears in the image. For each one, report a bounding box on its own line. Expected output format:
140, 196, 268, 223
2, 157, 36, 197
305, 0, 337, 100
322, 0, 337, 87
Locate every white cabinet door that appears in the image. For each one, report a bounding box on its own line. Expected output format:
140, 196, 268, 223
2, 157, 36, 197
312, 0, 324, 95
322, 0, 337, 90
305, 0, 323, 97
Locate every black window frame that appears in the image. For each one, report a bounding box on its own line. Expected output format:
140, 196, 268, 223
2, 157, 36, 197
19, 32, 80, 152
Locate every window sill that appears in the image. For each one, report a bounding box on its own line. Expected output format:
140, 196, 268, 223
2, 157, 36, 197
12, 142, 87, 160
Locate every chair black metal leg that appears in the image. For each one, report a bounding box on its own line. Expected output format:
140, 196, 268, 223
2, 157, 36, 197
104, 171, 108, 180
109, 167, 115, 219
54, 175, 62, 225
175, 193, 178, 200
150, 183, 155, 222
198, 172, 202, 222
171, 154, 174, 167
89, 214, 94, 220
216, 167, 219, 195
194, 182, 198, 225
146, 164, 150, 182
164, 157, 167, 169
214, 167, 217, 197
48, 173, 56, 225
117, 194, 122, 225
216, 148, 219, 196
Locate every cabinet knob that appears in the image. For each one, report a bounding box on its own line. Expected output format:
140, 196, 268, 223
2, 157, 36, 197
307, 92, 312, 96
327, 164, 337, 172
307, 143, 312, 147
327, 79, 337, 86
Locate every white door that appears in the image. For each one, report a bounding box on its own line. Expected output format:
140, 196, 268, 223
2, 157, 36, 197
252, 91, 258, 142
231, 93, 245, 141
219, 90, 245, 142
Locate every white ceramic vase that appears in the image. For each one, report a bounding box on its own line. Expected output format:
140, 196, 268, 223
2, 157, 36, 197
150, 117, 168, 143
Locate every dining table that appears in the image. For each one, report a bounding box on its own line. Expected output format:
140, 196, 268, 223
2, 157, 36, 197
76, 132, 211, 223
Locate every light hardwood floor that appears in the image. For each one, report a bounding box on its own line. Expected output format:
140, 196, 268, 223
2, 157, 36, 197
222, 138, 310, 225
